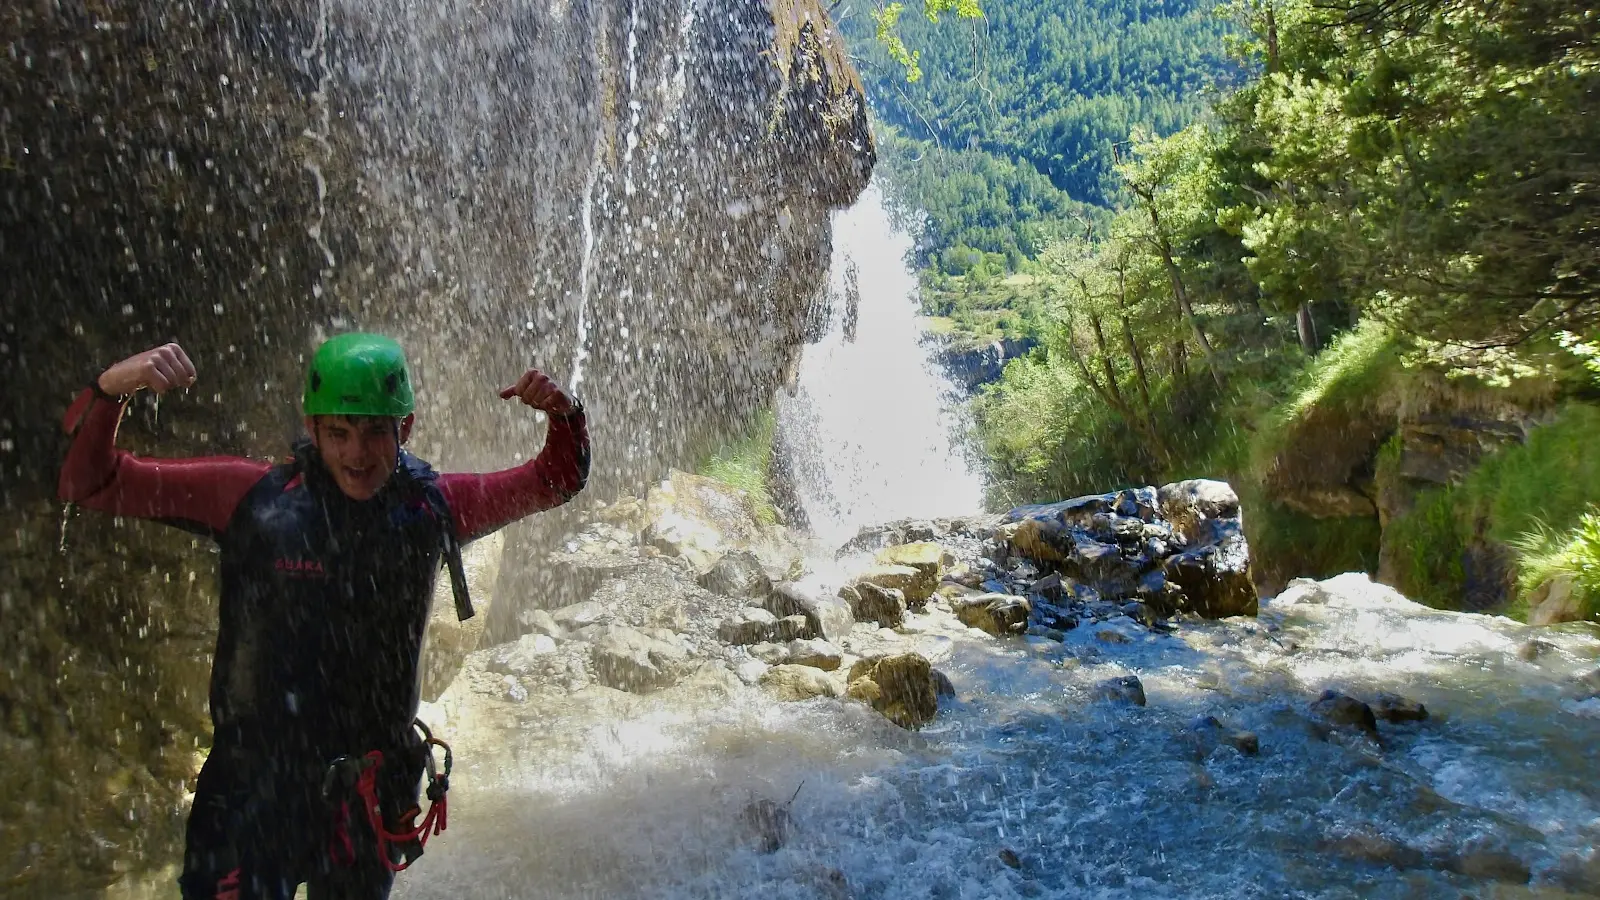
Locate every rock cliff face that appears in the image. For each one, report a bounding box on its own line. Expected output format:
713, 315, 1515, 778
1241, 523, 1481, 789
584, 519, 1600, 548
0, 0, 871, 892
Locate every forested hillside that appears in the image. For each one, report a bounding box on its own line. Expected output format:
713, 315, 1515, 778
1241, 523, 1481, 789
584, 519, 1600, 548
934, 0, 1600, 623
840, 0, 1238, 267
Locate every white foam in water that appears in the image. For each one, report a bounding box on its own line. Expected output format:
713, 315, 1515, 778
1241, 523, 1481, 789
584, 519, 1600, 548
777, 185, 985, 551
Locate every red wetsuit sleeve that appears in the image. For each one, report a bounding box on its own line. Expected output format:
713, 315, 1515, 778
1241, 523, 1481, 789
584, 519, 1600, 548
57, 388, 272, 536
439, 408, 591, 543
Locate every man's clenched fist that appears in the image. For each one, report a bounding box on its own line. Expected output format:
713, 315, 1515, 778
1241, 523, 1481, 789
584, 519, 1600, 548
98, 342, 197, 397
499, 368, 577, 415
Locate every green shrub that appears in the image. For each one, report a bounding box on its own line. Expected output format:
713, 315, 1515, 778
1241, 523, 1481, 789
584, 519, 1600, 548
1510, 511, 1600, 621
1384, 402, 1600, 614
696, 409, 779, 525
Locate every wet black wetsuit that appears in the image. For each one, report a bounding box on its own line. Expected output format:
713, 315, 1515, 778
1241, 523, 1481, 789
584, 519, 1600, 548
59, 388, 590, 899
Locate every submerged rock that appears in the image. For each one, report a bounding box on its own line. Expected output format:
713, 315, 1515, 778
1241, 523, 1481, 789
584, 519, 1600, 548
1183, 715, 1260, 757
740, 794, 797, 854
1371, 692, 1429, 723
1092, 676, 1147, 707
1310, 690, 1379, 736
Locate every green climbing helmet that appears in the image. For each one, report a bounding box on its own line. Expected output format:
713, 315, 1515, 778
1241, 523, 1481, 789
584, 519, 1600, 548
302, 332, 415, 418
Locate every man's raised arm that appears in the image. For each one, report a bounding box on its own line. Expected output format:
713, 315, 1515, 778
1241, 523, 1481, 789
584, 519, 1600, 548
439, 368, 591, 543
59, 342, 270, 537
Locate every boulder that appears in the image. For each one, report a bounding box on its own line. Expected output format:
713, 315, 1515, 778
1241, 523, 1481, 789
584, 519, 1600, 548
846, 653, 939, 729
749, 642, 791, 665
873, 543, 948, 607
1005, 518, 1074, 565
552, 600, 611, 631
1158, 479, 1240, 530
953, 594, 1031, 637
642, 470, 767, 571
1528, 575, 1586, 627
718, 607, 781, 646
785, 639, 843, 671
932, 669, 957, 698
521, 609, 566, 640
592, 626, 694, 694
697, 550, 774, 600
1310, 690, 1378, 736
1163, 532, 1257, 618
734, 659, 771, 685
1092, 676, 1146, 706
501, 675, 529, 704
766, 582, 854, 642
1006, 490, 1156, 528
849, 582, 907, 629
486, 633, 559, 677
773, 615, 811, 642
854, 564, 935, 608
761, 664, 844, 701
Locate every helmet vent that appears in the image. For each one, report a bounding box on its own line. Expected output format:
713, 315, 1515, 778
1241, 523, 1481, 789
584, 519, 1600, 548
385, 372, 400, 394
310, 371, 323, 392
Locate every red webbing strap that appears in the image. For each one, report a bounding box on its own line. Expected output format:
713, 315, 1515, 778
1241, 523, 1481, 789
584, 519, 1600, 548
352, 750, 449, 872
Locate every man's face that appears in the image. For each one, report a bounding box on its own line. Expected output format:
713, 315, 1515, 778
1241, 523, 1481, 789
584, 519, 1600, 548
306, 414, 415, 501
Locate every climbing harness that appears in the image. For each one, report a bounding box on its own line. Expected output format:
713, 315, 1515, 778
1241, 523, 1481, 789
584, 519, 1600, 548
323, 719, 454, 872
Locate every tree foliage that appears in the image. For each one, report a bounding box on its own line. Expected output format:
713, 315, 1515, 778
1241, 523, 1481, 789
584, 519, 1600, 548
975, 0, 1600, 507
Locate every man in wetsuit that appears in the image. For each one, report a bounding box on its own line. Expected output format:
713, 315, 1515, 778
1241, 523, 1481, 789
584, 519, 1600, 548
58, 334, 590, 899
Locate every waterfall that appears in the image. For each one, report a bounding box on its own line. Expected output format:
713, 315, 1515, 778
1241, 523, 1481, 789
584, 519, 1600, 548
777, 185, 986, 551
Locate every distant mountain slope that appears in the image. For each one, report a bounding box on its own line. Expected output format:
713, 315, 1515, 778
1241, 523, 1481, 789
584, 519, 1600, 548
838, 0, 1239, 266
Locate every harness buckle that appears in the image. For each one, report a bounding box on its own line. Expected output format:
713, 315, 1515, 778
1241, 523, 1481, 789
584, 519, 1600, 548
321, 754, 377, 803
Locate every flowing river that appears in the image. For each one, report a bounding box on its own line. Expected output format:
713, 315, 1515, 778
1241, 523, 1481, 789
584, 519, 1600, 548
377, 193, 1600, 900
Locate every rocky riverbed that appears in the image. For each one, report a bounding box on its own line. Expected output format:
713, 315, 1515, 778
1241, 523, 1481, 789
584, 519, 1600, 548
334, 473, 1600, 900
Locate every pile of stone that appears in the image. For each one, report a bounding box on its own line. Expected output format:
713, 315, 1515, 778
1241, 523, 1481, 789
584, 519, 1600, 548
441, 476, 1261, 735
440, 471, 952, 732
950, 479, 1258, 638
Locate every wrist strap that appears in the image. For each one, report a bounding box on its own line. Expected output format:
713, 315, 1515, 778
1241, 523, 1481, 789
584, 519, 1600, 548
90, 380, 128, 403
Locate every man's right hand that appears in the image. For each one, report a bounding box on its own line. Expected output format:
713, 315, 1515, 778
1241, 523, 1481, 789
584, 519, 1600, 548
97, 342, 197, 397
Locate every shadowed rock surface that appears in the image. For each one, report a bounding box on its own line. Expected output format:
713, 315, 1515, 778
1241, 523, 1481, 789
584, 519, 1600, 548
0, 0, 871, 891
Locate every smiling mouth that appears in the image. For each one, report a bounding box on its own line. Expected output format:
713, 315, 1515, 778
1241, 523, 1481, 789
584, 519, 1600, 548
343, 465, 376, 480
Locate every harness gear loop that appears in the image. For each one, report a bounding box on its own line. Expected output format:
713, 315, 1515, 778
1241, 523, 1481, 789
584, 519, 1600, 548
324, 719, 453, 873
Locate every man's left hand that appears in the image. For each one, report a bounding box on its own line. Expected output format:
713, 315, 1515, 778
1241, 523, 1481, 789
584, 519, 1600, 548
500, 368, 578, 415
